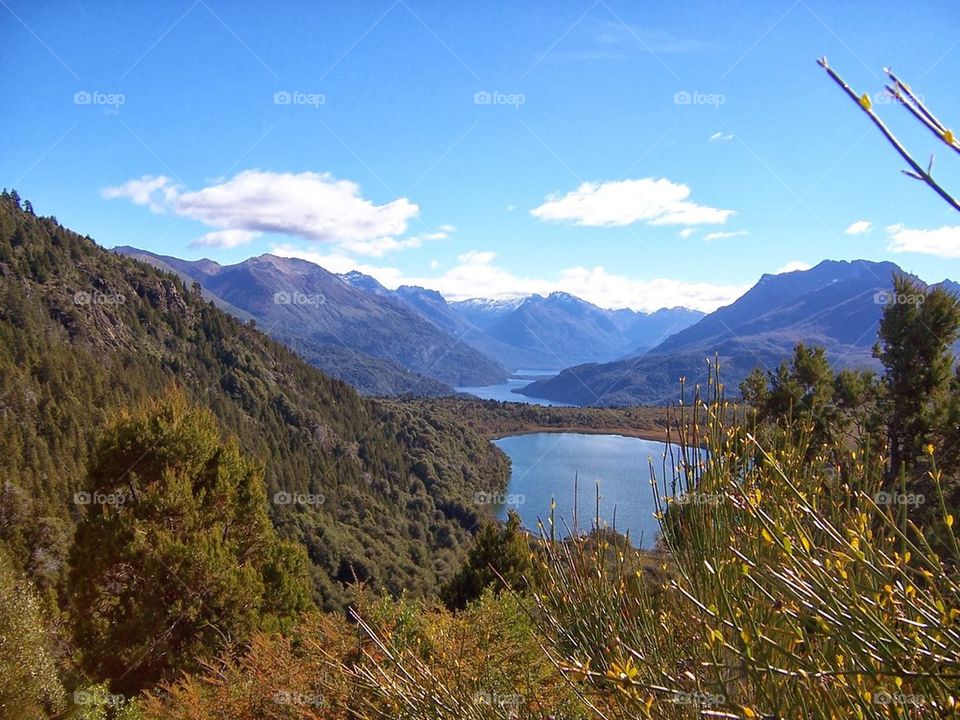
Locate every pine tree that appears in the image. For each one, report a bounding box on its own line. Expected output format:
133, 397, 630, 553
68, 389, 313, 695
441, 511, 531, 610
875, 275, 960, 481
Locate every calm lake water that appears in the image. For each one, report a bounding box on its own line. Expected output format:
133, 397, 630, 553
457, 370, 572, 406
492, 432, 681, 548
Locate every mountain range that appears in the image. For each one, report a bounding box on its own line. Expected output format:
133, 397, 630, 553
519, 259, 960, 406
113, 249, 957, 409
115, 247, 704, 393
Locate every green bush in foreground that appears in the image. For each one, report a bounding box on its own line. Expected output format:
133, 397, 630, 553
68, 390, 314, 696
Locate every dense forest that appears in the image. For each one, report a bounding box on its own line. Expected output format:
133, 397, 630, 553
0, 190, 510, 615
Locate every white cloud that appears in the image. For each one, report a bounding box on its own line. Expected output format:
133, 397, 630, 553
709, 132, 734, 142
775, 261, 812, 274
704, 230, 747, 241
101, 175, 179, 213
678, 228, 696, 239
886, 224, 960, 258
531, 178, 734, 228
103, 170, 421, 252
845, 220, 873, 235
190, 229, 261, 249
271, 245, 747, 312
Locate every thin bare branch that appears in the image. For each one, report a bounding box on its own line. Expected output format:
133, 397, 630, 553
817, 57, 960, 212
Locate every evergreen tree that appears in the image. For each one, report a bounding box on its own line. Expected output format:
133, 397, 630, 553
441, 511, 531, 610
68, 390, 313, 695
875, 275, 960, 481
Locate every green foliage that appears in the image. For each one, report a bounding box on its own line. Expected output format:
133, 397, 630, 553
875, 275, 960, 481
69, 682, 142, 720
0, 548, 64, 718
441, 510, 532, 610
68, 390, 314, 695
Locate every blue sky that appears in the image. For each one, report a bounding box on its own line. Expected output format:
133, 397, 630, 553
3, 0, 960, 311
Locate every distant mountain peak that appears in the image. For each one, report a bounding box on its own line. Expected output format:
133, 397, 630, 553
339, 270, 389, 294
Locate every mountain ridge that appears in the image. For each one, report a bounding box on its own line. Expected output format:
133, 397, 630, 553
113, 248, 506, 393
519, 259, 957, 406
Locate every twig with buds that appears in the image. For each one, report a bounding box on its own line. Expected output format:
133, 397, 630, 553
817, 56, 960, 212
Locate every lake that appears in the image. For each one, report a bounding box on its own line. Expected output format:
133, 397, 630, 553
457, 370, 573, 406
492, 432, 682, 548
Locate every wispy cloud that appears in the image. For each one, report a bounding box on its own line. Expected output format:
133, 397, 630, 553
191, 229, 261, 248
886, 224, 960, 258
844, 220, 872, 235
704, 230, 747, 241
709, 131, 734, 142
531, 178, 734, 227
775, 260, 812, 274
591, 19, 709, 55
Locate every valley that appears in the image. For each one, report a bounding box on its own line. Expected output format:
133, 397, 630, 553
5, 1, 960, 716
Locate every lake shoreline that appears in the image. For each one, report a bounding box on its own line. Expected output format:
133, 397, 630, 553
487, 426, 674, 443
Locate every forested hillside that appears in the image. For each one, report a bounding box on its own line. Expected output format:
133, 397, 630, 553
0, 191, 508, 610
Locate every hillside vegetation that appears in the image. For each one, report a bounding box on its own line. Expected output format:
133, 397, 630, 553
0, 191, 509, 616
